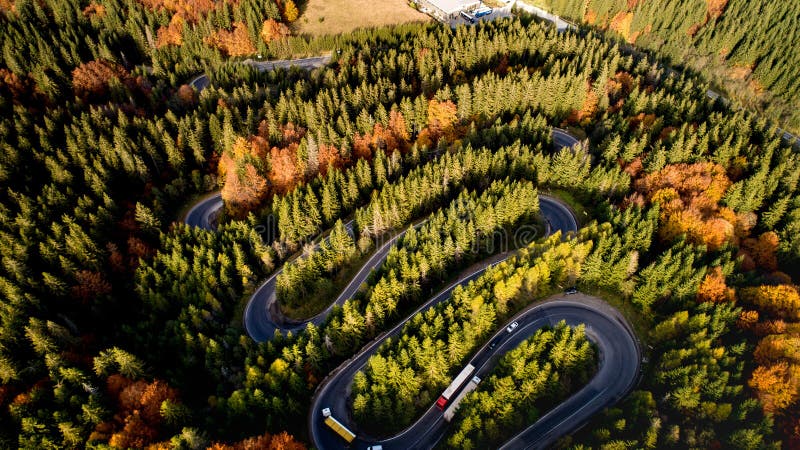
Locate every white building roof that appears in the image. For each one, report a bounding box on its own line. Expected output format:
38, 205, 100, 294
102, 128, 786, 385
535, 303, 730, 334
428, 0, 480, 14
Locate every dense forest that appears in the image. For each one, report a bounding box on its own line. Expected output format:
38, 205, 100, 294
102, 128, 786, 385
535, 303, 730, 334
1, 0, 800, 446
536, 0, 800, 135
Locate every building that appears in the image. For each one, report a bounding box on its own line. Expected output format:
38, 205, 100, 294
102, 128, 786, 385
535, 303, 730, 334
415, 0, 481, 21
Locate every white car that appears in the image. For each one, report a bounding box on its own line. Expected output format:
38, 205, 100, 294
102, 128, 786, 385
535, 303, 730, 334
506, 321, 519, 333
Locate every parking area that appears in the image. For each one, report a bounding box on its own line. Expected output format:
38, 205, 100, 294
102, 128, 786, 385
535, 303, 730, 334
447, 3, 513, 27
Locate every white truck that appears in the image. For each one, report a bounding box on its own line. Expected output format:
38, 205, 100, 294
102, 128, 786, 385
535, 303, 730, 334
443, 376, 481, 421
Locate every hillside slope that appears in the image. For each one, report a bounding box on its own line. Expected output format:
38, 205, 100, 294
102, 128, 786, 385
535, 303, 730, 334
536, 0, 800, 134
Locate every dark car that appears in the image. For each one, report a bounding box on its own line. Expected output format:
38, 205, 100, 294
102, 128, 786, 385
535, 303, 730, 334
565, 287, 578, 295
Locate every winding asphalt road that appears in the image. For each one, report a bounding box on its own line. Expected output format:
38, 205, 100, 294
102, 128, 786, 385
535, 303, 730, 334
308, 195, 640, 450
497, 298, 639, 450
184, 193, 224, 229
308, 195, 582, 450
244, 220, 412, 342
243, 195, 572, 342
310, 294, 640, 450
552, 127, 580, 150
180, 126, 638, 448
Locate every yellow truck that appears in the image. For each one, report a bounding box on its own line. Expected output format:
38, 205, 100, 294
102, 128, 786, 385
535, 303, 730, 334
322, 408, 356, 444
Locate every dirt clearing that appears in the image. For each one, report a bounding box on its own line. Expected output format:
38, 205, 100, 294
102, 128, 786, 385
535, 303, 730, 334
296, 0, 431, 36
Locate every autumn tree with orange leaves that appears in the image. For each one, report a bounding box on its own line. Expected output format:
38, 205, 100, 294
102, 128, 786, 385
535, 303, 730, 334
72, 59, 130, 101
205, 22, 256, 57
90, 375, 182, 448
696, 266, 734, 303
207, 431, 306, 450
749, 362, 800, 414
352, 111, 411, 159
741, 231, 780, 271
417, 100, 458, 149
219, 137, 270, 215
82, 2, 106, 18
137, 0, 216, 22
156, 15, 185, 47
261, 19, 290, 43
635, 162, 743, 250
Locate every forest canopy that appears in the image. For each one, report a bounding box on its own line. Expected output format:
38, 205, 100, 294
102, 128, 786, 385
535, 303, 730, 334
0, 0, 799, 448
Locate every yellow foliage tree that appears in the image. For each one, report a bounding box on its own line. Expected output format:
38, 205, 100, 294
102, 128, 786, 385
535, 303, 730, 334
740, 285, 800, 320
749, 362, 800, 414
283, 0, 298, 22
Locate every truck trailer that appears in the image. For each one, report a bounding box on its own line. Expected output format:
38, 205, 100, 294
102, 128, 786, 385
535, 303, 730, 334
436, 364, 476, 410
322, 408, 356, 444
444, 376, 481, 421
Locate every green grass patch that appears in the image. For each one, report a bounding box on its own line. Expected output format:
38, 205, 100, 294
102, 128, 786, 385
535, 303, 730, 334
548, 189, 589, 226
279, 248, 373, 320
582, 286, 651, 349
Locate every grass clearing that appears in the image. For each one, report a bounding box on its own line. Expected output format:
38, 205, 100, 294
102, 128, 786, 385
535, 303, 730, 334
547, 189, 589, 226
582, 286, 651, 348
279, 249, 372, 320
296, 0, 431, 36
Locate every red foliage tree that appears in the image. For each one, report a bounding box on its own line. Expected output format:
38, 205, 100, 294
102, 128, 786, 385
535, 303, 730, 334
176, 84, 197, 106
754, 319, 787, 337
71, 270, 113, 303
352, 111, 412, 159
109, 411, 158, 449
318, 144, 343, 176
99, 376, 180, 449
0, 69, 32, 104
71, 59, 130, 102
741, 231, 779, 271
